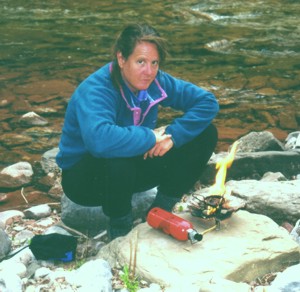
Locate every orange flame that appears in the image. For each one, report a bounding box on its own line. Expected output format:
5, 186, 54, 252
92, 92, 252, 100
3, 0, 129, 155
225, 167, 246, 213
208, 141, 239, 197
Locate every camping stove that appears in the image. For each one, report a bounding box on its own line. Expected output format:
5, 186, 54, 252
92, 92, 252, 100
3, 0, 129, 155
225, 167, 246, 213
189, 194, 233, 221
187, 191, 246, 229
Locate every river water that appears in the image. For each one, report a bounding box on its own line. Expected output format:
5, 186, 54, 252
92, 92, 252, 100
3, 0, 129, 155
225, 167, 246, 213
1, 0, 300, 169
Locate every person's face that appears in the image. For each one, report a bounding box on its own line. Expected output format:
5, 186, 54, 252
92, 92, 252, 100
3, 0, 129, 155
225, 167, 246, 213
117, 41, 159, 92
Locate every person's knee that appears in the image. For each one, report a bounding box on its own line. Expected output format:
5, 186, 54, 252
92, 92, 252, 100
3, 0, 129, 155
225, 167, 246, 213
205, 123, 218, 145
105, 157, 135, 174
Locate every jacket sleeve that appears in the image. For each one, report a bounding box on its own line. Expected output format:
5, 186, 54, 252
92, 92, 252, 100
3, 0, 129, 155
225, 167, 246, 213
75, 82, 156, 158
159, 71, 219, 148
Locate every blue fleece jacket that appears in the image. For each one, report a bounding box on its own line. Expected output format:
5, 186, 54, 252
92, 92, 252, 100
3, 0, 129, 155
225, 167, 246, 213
56, 63, 219, 169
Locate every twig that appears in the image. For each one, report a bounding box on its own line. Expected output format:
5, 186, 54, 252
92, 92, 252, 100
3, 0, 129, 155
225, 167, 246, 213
56, 221, 89, 239
132, 230, 138, 278
20, 187, 29, 205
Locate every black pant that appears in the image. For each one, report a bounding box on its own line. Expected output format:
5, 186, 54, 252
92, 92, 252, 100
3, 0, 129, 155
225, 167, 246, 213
62, 124, 218, 218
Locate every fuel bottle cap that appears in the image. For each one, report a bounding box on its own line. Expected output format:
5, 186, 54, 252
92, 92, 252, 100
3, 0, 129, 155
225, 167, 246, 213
187, 229, 203, 244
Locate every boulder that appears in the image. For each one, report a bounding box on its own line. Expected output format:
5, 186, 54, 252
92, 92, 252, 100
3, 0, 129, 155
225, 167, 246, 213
98, 210, 300, 290
200, 151, 300, 184
0, 162, 33, 189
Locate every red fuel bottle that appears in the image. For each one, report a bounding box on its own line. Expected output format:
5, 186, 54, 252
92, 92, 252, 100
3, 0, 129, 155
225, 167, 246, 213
147, 207, 203, 243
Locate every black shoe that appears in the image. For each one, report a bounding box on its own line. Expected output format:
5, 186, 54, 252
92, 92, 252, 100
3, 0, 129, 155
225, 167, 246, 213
108, 212, 133, 241
148, 191, 179, 213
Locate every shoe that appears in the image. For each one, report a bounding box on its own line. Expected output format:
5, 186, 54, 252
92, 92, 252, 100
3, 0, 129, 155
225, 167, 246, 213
148, 191, 179, 213
108, 212, 133, 241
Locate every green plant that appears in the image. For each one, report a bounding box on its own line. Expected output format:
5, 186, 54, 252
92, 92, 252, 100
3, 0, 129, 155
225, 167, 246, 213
120, 230, 140, 292
120, 265, 139, 292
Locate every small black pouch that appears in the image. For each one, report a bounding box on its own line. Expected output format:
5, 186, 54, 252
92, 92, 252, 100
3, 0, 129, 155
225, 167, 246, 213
29, 233, 78, 262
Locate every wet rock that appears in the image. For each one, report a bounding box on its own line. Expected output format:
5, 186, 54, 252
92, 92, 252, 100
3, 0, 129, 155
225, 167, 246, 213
215, 125, 249, 142
0, 162, 33, 189
0, 99, 12, 108
23, 127, 61, 138
1, 133, 32, 147
270, 77, 300, 90
248, 76, 268, 89
11, 98, 31, 114
204, 39, 230, 51
256, 87, 278, 96
33, 106, 61, 116
0, 193, 8, 203
0, 149, 23, 167
225, 73, 247, 91
278, 110, 298, 129
25, 139, 58, 154
257, 110, 277, 126
14, 80, 75, 97
19, 112, 48, 127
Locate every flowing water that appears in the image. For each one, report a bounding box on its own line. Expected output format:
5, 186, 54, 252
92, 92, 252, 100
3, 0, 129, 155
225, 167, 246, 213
1, 0, 300, 169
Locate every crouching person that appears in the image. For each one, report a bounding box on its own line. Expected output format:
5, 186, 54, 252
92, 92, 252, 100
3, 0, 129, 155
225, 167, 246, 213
56, 23, 219, 240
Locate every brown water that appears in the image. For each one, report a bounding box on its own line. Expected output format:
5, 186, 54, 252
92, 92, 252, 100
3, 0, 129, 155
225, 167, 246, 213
1, 0, 300, 170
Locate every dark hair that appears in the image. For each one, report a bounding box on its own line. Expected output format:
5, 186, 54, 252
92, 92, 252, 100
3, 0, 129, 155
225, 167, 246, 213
111, 23, 168, 88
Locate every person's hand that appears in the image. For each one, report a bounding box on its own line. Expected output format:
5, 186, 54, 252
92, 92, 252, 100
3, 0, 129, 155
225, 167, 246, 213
144, 127, 173, 159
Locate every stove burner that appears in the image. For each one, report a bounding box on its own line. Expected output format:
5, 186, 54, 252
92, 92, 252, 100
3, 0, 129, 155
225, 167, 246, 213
188, 194, 233, 221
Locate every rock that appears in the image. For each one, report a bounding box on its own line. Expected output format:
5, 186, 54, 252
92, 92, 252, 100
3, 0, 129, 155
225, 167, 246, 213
236, 131, 284, 152
0, 229, 11, 259
204, 39, 230, 51
268, 263, 300, 291
98, 210, 300, 290
226, 179, 300, 225
278, 111, 298, 129
0, 271, 22, 292
14, 230, 35, 245
0, 210, 24, 227
61, 189, 156, 236
260, 171, 287, 181
40, 147, 59, 173
200, 151, 300, 184
24, 204, 52, 220
0, 133, 32, 148
23, 127, 61, 138
0, 162, 33, 189
0, 193, 8, 203
65, 259, 112, 291
0, 260, 27, 278
61, 194, 107, 236
19, 112, 48, 127
14, 79, 75, 97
